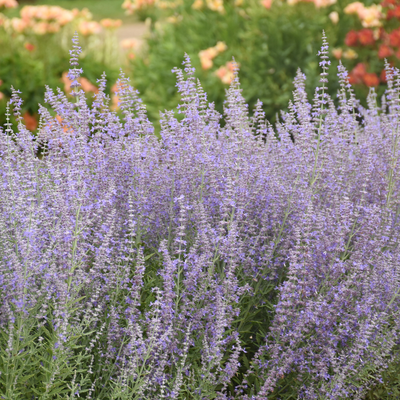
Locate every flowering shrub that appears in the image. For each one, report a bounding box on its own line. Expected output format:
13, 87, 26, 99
122, 0, 183, 20
123, 0, 365, 134
333, 0, 400, 101
0, 0, 17, 9
0, 31, 400, 399
0, 5, 121, 129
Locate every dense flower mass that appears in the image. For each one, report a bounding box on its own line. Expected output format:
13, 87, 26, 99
0, 32, 399, 399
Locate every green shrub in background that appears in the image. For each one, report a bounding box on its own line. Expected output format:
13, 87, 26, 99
125, 0, 395, 134
0, 4, 120, 130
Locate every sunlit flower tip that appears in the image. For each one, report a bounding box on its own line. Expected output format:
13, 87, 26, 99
214, 41, 227, 52
332, 48, 342, 59
343, 49, 358, 59
261, 0, 273, 8
234, 0, 243, 6
287, 0, 299, 5
329, 11, 339, 24
0, 0, 18, 9
24, 42, 36, 52
0, 92, 4, 101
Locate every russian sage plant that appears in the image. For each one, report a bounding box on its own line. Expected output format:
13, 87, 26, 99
0, 31, 399, 399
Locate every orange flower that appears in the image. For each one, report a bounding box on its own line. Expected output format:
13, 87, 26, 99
199, 47, 219, 60
345, 30, 358, 46
78, 20, 102, 36
332, 48, 343, 59
261, 0, 272, 8
348, 62, 367, 84
32, 21, 48, 35
56, 115, 74, 134
389, 28, 400, 47
313, 0, 336, 8
226, 60, 237, 72
24, 42, 36, 52
380, 0, 396, 7
343, 49, 358, 59
9, 18, 28, 33
192, 0, 204, 9
100, 18, 122, 29
380, 69, 387, 82
329, 11, 339, 24
358, 29, 375, 45
363, 72, 379, 86
386, 5, 400, 19
344, 1, 364, 15
206, 0, 224, 13
120, 38, 139, 50
360, 5, 383, 28
200, 57, 213, 70
47, 22, 61, 33
198, 46, 220, 70
23, 112, 38, 131
215, 61, 237, 84
0, 0, 18, 9
378, 44, 393, 58
80, 77, 98, 93
111, 84, 120, 110
215, 41, 227, 52
61, 72, 98, 94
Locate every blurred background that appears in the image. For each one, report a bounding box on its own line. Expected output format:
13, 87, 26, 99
0, 0, 399, 135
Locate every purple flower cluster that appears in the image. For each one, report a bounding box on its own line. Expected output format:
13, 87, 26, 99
0, 31, 399, 399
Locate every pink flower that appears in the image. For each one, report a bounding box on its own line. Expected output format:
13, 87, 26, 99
0, 0, 17, 9
261, 0, 273, 9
